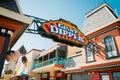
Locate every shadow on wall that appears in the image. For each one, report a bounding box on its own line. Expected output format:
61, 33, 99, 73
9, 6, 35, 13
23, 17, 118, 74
65, 57, 76, 68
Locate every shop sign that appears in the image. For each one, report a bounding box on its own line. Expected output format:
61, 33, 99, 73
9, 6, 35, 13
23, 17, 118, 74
50, 72, 55, 77
55, 71, 65, 78
42, 19, 88, 47
41, 73, 48, 78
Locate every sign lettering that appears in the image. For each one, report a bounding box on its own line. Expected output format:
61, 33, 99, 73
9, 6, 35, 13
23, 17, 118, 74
42, 19, 88, 47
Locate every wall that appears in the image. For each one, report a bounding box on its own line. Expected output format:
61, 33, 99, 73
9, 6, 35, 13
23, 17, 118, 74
90, 28, 120, 62
67, 46, 82, 57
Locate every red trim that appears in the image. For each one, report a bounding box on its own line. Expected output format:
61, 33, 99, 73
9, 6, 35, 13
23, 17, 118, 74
87, 21, 120, 37
64, 61, 120, 73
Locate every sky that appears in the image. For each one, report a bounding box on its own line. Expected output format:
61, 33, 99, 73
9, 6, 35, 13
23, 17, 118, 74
12, 0, 120, 51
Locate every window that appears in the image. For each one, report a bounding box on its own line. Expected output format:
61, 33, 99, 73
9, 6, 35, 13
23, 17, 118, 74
100, 73, 110, 80
104, 36, 118, 58
112, 72, 120, 80
86, 43, 94, 62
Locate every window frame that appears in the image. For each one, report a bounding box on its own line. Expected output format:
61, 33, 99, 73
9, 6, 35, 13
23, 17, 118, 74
104, 35, 118, 58
112, 72, 120, 80
85, 42, 95, 62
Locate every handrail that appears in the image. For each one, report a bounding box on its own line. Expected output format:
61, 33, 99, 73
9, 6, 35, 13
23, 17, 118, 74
32, 57, 66, 70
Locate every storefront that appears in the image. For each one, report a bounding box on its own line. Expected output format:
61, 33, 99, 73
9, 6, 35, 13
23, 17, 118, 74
87, 63, 120, 80
64, 69, 90, 80
71, 73, 89, 80
55, 71, 66, 80
41, 73, 49, 80
33, 63, 65, 80
40, 71, 66, 80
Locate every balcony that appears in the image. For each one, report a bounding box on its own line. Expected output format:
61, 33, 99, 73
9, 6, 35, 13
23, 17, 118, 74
32, 57, 66, 70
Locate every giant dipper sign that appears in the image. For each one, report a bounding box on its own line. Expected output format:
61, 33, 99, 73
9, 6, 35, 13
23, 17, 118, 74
41, 19, 88, 47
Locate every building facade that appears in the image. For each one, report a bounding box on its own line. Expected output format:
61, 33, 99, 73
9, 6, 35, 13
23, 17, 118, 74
14, 44, 82, 80
64, 3, 120, 80
63, 48, 90, 80
32, 44, 67, 80
0, 0, 32, 76
15, 49, 42, 80
2, 2, 120, 80
82, 3, 120, 80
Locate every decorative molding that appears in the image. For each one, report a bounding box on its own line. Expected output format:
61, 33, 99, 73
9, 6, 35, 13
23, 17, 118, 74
89, 26, 120, 39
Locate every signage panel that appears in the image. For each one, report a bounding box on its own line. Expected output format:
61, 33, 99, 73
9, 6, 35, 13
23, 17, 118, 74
41, 19, 88, 47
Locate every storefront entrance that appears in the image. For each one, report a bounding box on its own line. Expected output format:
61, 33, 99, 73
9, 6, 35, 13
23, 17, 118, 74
72, 74, 89, 80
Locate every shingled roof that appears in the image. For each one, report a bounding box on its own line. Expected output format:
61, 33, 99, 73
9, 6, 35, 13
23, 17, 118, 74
81, 3, 119, 35
17, 45, 27, 54
0, 0, 22, 14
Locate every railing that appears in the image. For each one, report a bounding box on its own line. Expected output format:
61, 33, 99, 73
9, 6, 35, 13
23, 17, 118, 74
32, 57, 66, 70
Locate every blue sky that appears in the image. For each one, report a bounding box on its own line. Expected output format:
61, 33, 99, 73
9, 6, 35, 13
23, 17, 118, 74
12, 0, 120, 51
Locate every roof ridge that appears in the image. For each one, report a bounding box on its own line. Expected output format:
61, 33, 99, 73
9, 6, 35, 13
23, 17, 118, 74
86, 2, 113, 18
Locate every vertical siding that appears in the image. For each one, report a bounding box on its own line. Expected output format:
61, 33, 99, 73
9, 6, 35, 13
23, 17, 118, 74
0, 36, 5, 56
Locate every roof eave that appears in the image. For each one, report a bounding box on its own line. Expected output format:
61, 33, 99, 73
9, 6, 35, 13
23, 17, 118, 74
0, 7, 32, 24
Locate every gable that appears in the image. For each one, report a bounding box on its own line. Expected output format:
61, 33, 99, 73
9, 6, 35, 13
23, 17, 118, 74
82, 3, 119, 35
0, 0, 22, 14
